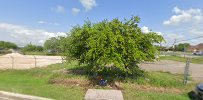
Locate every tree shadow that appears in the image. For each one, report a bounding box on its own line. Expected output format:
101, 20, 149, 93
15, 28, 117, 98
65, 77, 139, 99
68, 65, 88, 76
66, 65, 145, 89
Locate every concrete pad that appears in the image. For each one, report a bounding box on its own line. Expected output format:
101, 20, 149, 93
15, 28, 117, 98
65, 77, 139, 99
0, 91, 52, 100
84, 89, 124, 100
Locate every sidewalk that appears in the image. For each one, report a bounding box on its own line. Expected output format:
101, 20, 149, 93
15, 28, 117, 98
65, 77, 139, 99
0, 91, 52, 100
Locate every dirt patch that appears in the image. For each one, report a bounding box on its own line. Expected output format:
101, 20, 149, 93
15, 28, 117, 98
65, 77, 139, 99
49, 78, 90, 87
49, 78, 123, 90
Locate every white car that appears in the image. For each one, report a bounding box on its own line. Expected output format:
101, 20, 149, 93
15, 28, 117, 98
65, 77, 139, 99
193, 51, 203, 56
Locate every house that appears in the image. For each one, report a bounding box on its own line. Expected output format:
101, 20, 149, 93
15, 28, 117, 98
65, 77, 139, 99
187, 43, 203, 52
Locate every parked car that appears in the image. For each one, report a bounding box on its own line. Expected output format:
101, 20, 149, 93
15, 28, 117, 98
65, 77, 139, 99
193, 51, 203, 56
195, 83, 203, 99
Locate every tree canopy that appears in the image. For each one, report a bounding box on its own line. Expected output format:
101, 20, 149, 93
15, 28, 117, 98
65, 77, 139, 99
64, 16, 164, 77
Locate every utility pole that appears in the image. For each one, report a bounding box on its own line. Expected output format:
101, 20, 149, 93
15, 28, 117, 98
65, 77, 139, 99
172, 39, 176, 55
184, 43, 186, 58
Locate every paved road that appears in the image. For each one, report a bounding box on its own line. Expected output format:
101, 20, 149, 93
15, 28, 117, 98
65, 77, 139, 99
140, 60, 203, 82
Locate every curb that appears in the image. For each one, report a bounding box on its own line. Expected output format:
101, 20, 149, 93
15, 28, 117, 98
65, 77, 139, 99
0, 91, 53, 100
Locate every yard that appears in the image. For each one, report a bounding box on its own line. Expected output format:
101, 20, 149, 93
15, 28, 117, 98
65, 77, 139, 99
0, 61, 198, 100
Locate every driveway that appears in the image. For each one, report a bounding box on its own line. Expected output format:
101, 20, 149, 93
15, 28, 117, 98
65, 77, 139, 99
140, 60, 203, 82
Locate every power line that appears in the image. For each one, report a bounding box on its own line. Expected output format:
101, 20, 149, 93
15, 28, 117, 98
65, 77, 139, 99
165, 35, 203, 45
176, 35, 203, 43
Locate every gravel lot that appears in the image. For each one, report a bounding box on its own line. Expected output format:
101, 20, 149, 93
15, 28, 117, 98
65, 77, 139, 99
0, 53, 62, 69
140, 60, 203, 82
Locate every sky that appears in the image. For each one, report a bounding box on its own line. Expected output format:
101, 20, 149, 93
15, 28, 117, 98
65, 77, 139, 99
0, 0, 203, 47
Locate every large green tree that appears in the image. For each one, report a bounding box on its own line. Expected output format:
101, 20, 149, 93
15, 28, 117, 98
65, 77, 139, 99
65, 16, 164, 77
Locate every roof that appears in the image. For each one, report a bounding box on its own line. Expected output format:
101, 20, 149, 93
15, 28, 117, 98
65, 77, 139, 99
189, 43, 203, 50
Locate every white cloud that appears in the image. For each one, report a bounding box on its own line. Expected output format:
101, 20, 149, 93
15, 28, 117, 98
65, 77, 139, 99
56, 32, 67, 37
80, 0, 96, 11
53, 5, 65, 13
72, 8, 81, 15
165, 33, 184, 42
162, 7, 203, 45
156, 32, 163, 36
0, 23, 66, 46
38, 21, 46, 24
141, 26, 150, 33
158, 33, 185, 47
141, 26, 163, 36
163, 7, 203, 25
38, 21, 60, 26
140, 26, 185, 46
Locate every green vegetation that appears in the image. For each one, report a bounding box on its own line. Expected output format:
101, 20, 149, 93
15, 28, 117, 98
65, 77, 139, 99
123, 89, 190, 100
0, 41, 17, 54
64, 16, 164, 78
0, 63, 85, 100
0, 62, 196, 100
174, 43, 190, 51
0, 41, 17, 49
160, 55, 203, 64
44, 37, 65, 54
21, 37, 66, 56
21, 44, 43, 52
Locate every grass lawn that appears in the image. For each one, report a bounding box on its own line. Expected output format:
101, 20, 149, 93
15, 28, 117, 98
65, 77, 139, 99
160, 55, 203, 64
0, 61, 198, 100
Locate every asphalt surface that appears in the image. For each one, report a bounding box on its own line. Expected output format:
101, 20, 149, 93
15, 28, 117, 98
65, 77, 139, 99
140, 60, 203, 82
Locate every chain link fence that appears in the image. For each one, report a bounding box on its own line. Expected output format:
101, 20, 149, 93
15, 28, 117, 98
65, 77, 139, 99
140, 51, 203, 83
0, 54, 63, 69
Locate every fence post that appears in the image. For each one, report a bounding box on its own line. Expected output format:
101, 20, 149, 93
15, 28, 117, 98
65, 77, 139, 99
34, 56, 37, 68
61, 56, 63, 63
10, 56, 14, 69
183, 57, 190, 84
61, 56, 64, 68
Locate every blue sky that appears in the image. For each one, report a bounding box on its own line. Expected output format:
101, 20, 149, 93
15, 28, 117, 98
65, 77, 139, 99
0, 0, 203, 46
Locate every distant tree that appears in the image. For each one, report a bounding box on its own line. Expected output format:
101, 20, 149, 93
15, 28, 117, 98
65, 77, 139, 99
65, 16, 164, 78
155, 45, 166, 51
35, 46, 44, 51
0, 41, 17, 49
22, 44, 43, 52
174, 43, 190, 51
44, 37, 65, 53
